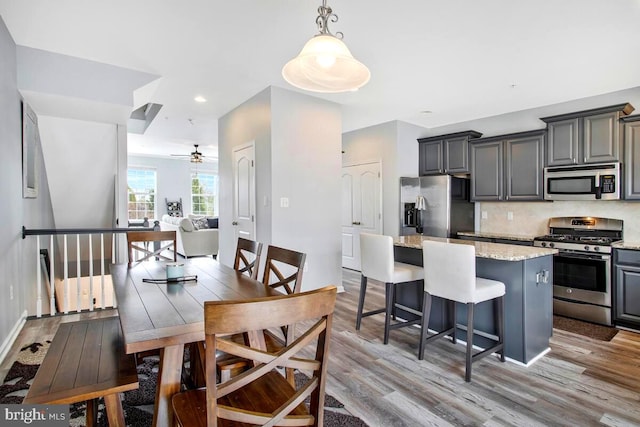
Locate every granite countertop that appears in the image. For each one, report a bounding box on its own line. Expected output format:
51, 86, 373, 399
394, 235, 558, 261
612, 241, 640, 250
457, 231, 537, 242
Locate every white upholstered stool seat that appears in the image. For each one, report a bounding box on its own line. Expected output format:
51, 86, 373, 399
356, 233, 424, 344
419, 240, 505, 382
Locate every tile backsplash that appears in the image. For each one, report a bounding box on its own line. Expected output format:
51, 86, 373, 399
478, 201, 640, 242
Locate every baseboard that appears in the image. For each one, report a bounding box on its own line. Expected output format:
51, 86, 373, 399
0, 310, 28, 366
336, 285, 346, 293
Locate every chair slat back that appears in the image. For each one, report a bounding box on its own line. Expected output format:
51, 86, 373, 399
126, 230, 177, 268
233, 238, 263, 280
261, 245, 306, 295
202, 286, 337, 427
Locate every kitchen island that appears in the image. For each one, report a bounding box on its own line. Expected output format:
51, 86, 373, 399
393, 235, 557, 365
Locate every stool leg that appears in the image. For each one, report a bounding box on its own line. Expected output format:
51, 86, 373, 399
355, 275, 368, 330
450, 300, 457, 344
465, 303, 474, 383
384, 282, 394, 344
498, 295, 506, 362
418, 292, 432, 360
392, 282, 397, 321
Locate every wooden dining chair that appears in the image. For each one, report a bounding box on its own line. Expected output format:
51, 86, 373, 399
201, 237, 263, 384
126, 230, 177, 267
233, 237, 263, 280
262, 245, 306, 294
172, 285, 337, 427
215, 244, 306, 384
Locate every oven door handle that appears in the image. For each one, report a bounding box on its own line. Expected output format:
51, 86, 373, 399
555, 252, 610, 261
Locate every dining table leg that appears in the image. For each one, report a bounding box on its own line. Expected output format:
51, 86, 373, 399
152, 344, 184, 427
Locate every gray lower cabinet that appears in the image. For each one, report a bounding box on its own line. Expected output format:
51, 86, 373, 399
622, 115, 640, 200
541, 103, 634, 166
614, 248, 640, 329
470, 130, 545, 201
418, 131, 482, 175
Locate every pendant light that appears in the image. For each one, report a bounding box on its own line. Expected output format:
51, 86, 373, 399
282, 0, 370, 93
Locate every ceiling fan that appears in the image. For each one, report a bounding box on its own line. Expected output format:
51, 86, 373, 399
171, 144, 206, 163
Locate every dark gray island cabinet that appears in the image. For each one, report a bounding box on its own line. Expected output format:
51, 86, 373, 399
392, 236, 557, 365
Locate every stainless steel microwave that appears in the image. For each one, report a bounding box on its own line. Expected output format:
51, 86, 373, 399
544, 162, 620, 201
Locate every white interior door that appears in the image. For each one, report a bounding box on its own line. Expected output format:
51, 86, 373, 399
233, 143, 256, 241
342, 162, 381, 270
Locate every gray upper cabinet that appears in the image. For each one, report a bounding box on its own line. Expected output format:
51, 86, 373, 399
505, 133, 545, 200
541, 103, 634, 166
622, 115, 640, 200
471, 130, 545, 201
546, 118, 579, 166
470, 140, 503, 201
418, 140, 444, 175
418, 131, 481, 175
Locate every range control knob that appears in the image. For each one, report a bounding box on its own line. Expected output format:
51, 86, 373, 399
594, 246, 600, 252
549, 242, 555, 248
584, 245, 590, 251
540, 242, 547, 247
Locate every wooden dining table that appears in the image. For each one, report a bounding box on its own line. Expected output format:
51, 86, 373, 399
110, 257, 281, 427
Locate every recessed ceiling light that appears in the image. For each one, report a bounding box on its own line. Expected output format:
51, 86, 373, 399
194, 96, 207, 103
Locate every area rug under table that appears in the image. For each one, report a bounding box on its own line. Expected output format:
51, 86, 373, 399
0, 342, 367, 427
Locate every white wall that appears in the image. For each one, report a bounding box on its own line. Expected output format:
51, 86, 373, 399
342, 120, 425, 237
218, 86, 342, 291
271, 86, 342, 291
127, 155, 218, 219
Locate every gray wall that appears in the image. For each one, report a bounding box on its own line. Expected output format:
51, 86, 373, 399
0, 17, 56, 360
218, 87, 272, 265
218, 86, 342, 291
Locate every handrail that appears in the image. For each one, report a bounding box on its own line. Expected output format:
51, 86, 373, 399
22, 226, 153, 239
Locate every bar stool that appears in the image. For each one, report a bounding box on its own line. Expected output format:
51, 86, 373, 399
356, 233, 424, 344
419, 240, 505, 382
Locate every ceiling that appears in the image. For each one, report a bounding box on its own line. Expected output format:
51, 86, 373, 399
1, 0, 640, 161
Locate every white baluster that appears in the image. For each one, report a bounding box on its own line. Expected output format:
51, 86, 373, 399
89, 234, 94, 312
36, 236, 42, 318
64, 234, 69, 314
76, 234, 81, 313
101, 233, 106, 310
50, 235, 55, 315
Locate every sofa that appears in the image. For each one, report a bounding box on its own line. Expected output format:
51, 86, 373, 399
160, 214, 219, 258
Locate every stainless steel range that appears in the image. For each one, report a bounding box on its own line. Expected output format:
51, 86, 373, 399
533, 217, 623, 326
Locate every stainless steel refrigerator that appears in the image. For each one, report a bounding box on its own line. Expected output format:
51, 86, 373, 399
400, 176, 474, 237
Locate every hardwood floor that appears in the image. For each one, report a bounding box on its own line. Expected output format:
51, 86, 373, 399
329, 269, 640, 427
2, 268, 640, 426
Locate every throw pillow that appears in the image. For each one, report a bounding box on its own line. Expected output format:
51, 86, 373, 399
207, 217, 219, 229
179, 218, 194, 232
192, 217, 209, 230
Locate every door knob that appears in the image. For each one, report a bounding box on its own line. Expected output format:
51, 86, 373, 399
232, 221, 238, 226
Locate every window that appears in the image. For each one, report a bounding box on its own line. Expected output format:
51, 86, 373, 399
127, 168, 157, 220
191, 172, 218, 216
